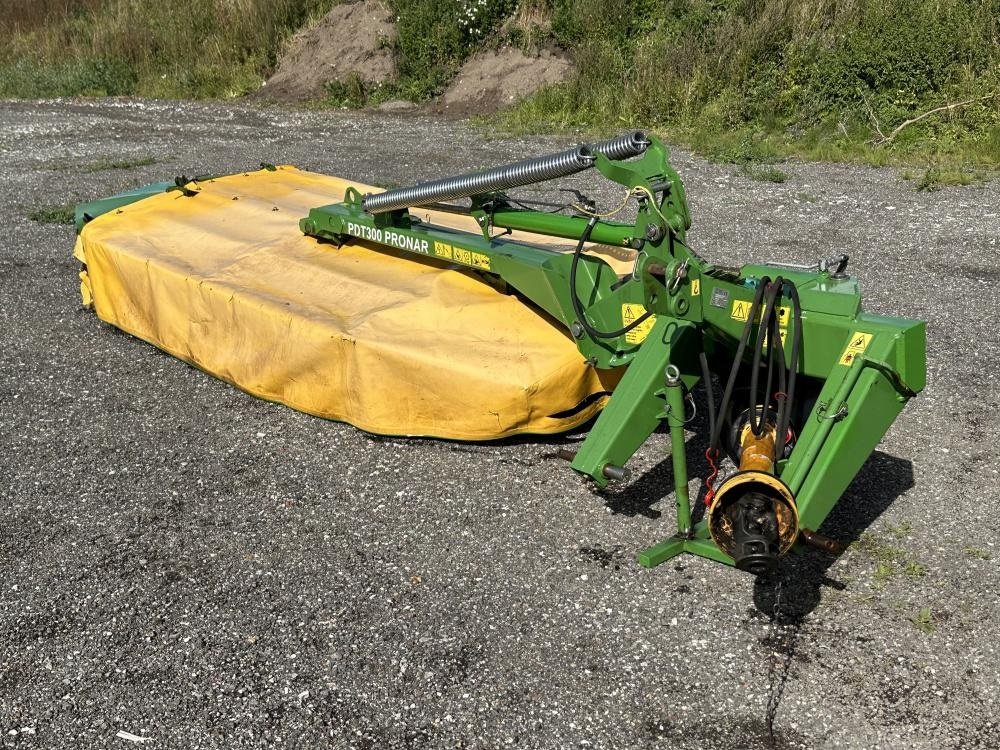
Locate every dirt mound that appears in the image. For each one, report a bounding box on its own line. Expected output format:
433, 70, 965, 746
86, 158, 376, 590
257, 0, 396, 102
438, 47, 571, 116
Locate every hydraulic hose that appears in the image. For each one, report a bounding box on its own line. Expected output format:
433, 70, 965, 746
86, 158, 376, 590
569, 216, 653, 340
708, 277, 771, 453
748, 277, 786, 437
775, 283, 802, 459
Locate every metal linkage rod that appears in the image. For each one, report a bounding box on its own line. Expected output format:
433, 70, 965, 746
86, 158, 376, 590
362, 131, 649, 215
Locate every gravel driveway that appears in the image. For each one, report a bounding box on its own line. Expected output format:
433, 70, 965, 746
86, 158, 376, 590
1, 99, 997, 749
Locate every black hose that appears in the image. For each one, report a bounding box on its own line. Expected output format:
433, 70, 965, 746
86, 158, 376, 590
749, 277, 784, 437
569, 216, 653, 340
775, 282, 802, 459
708, 277, 771, 453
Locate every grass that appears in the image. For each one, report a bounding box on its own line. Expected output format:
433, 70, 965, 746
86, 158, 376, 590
903, 561, 928, 578
910, 607, 936, 634
1, 0, 997, 184
853, 532, 934, 587
742, 165, 787, 183
492, 0, 999, 180
29, 204, 75, 225
873, 561, 895, 585
963, 547, 992, 560
0, 0, 340, 99
44, 155, 160, 173
887, 521, 913, 538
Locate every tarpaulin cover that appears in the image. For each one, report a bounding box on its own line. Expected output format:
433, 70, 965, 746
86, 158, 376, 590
73, 166, 623, 440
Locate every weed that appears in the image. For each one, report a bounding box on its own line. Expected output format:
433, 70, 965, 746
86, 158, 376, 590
910, 607, 936, 634
49, 155, 160, 173
904, 561, 928, 577
324, 74, 369, 109
29, 204, 75, 225
743, 165, 787, 183
916, 166, 977, 191
873, 562, 895, 585
888, 521, 913, 538
963, 547, 992, 560
856, 532, 905, 565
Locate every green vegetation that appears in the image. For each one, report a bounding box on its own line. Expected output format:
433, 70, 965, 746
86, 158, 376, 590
2, 0, 997, 172
743, 165, 787, 183
0, 0, 339, 98
963, 547, 992, 560
873, 561, 894, 586
29, 204, 76, 225
50, 155, 160, 173
887, 521, 913, 538
910, 607, 936, 634
388, 0, 517, 101
903, 561, 927, 578
498, 0, 1000, 171
854, 532, 933, 587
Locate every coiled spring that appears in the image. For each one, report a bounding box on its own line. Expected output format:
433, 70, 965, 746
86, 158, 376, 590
362, 131, 649, 214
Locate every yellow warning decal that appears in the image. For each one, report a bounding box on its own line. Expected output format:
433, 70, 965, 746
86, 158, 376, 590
622, 304, 656, 345
731, 299, 753, 322
691, 279, 701, 296
447, 246, 492, 271
838, 331, 873, 366
731, 299, 792, 328
469, 252, 491, 270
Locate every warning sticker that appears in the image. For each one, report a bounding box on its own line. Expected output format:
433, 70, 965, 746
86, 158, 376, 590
731, 299, 754, 322
731, 300, 792, 328
691, 278, 701, 296
446, 245, 492, 271
469, 252, 491, 270
622, 304, 656, 345
838, 331, 873, 366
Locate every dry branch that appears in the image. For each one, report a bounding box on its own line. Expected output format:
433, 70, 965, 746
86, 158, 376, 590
869, 93, 997, 147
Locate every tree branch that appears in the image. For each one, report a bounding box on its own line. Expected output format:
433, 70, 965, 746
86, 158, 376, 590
871, 93, 997, 147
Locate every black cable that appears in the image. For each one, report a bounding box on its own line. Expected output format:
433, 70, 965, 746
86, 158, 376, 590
569, 216, 653, 340
708, 277, 771, 453
775, 282, 802, 459
749, 277, 784, 437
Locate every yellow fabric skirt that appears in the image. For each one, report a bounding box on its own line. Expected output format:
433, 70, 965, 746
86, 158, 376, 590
73, 166, 622, 440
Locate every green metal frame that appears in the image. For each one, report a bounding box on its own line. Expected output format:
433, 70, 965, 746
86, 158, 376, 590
298, 134, 926, 568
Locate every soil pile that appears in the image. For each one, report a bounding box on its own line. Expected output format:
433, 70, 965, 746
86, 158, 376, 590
439, 47, 571, 116
258, 0, 396, 102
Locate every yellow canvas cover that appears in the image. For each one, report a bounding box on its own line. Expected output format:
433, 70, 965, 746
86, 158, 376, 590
73, 166, 623, 440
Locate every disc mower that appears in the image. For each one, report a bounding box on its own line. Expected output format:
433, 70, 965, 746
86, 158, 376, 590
73, 131, 925, 575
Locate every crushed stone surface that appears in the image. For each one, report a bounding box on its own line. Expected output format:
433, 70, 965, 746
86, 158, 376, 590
0, 98, 998, 749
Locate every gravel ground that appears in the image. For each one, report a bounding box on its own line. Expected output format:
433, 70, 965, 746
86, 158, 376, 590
1, 99, 998, 749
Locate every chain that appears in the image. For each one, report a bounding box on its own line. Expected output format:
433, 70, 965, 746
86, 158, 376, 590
765, 574, 802, 747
